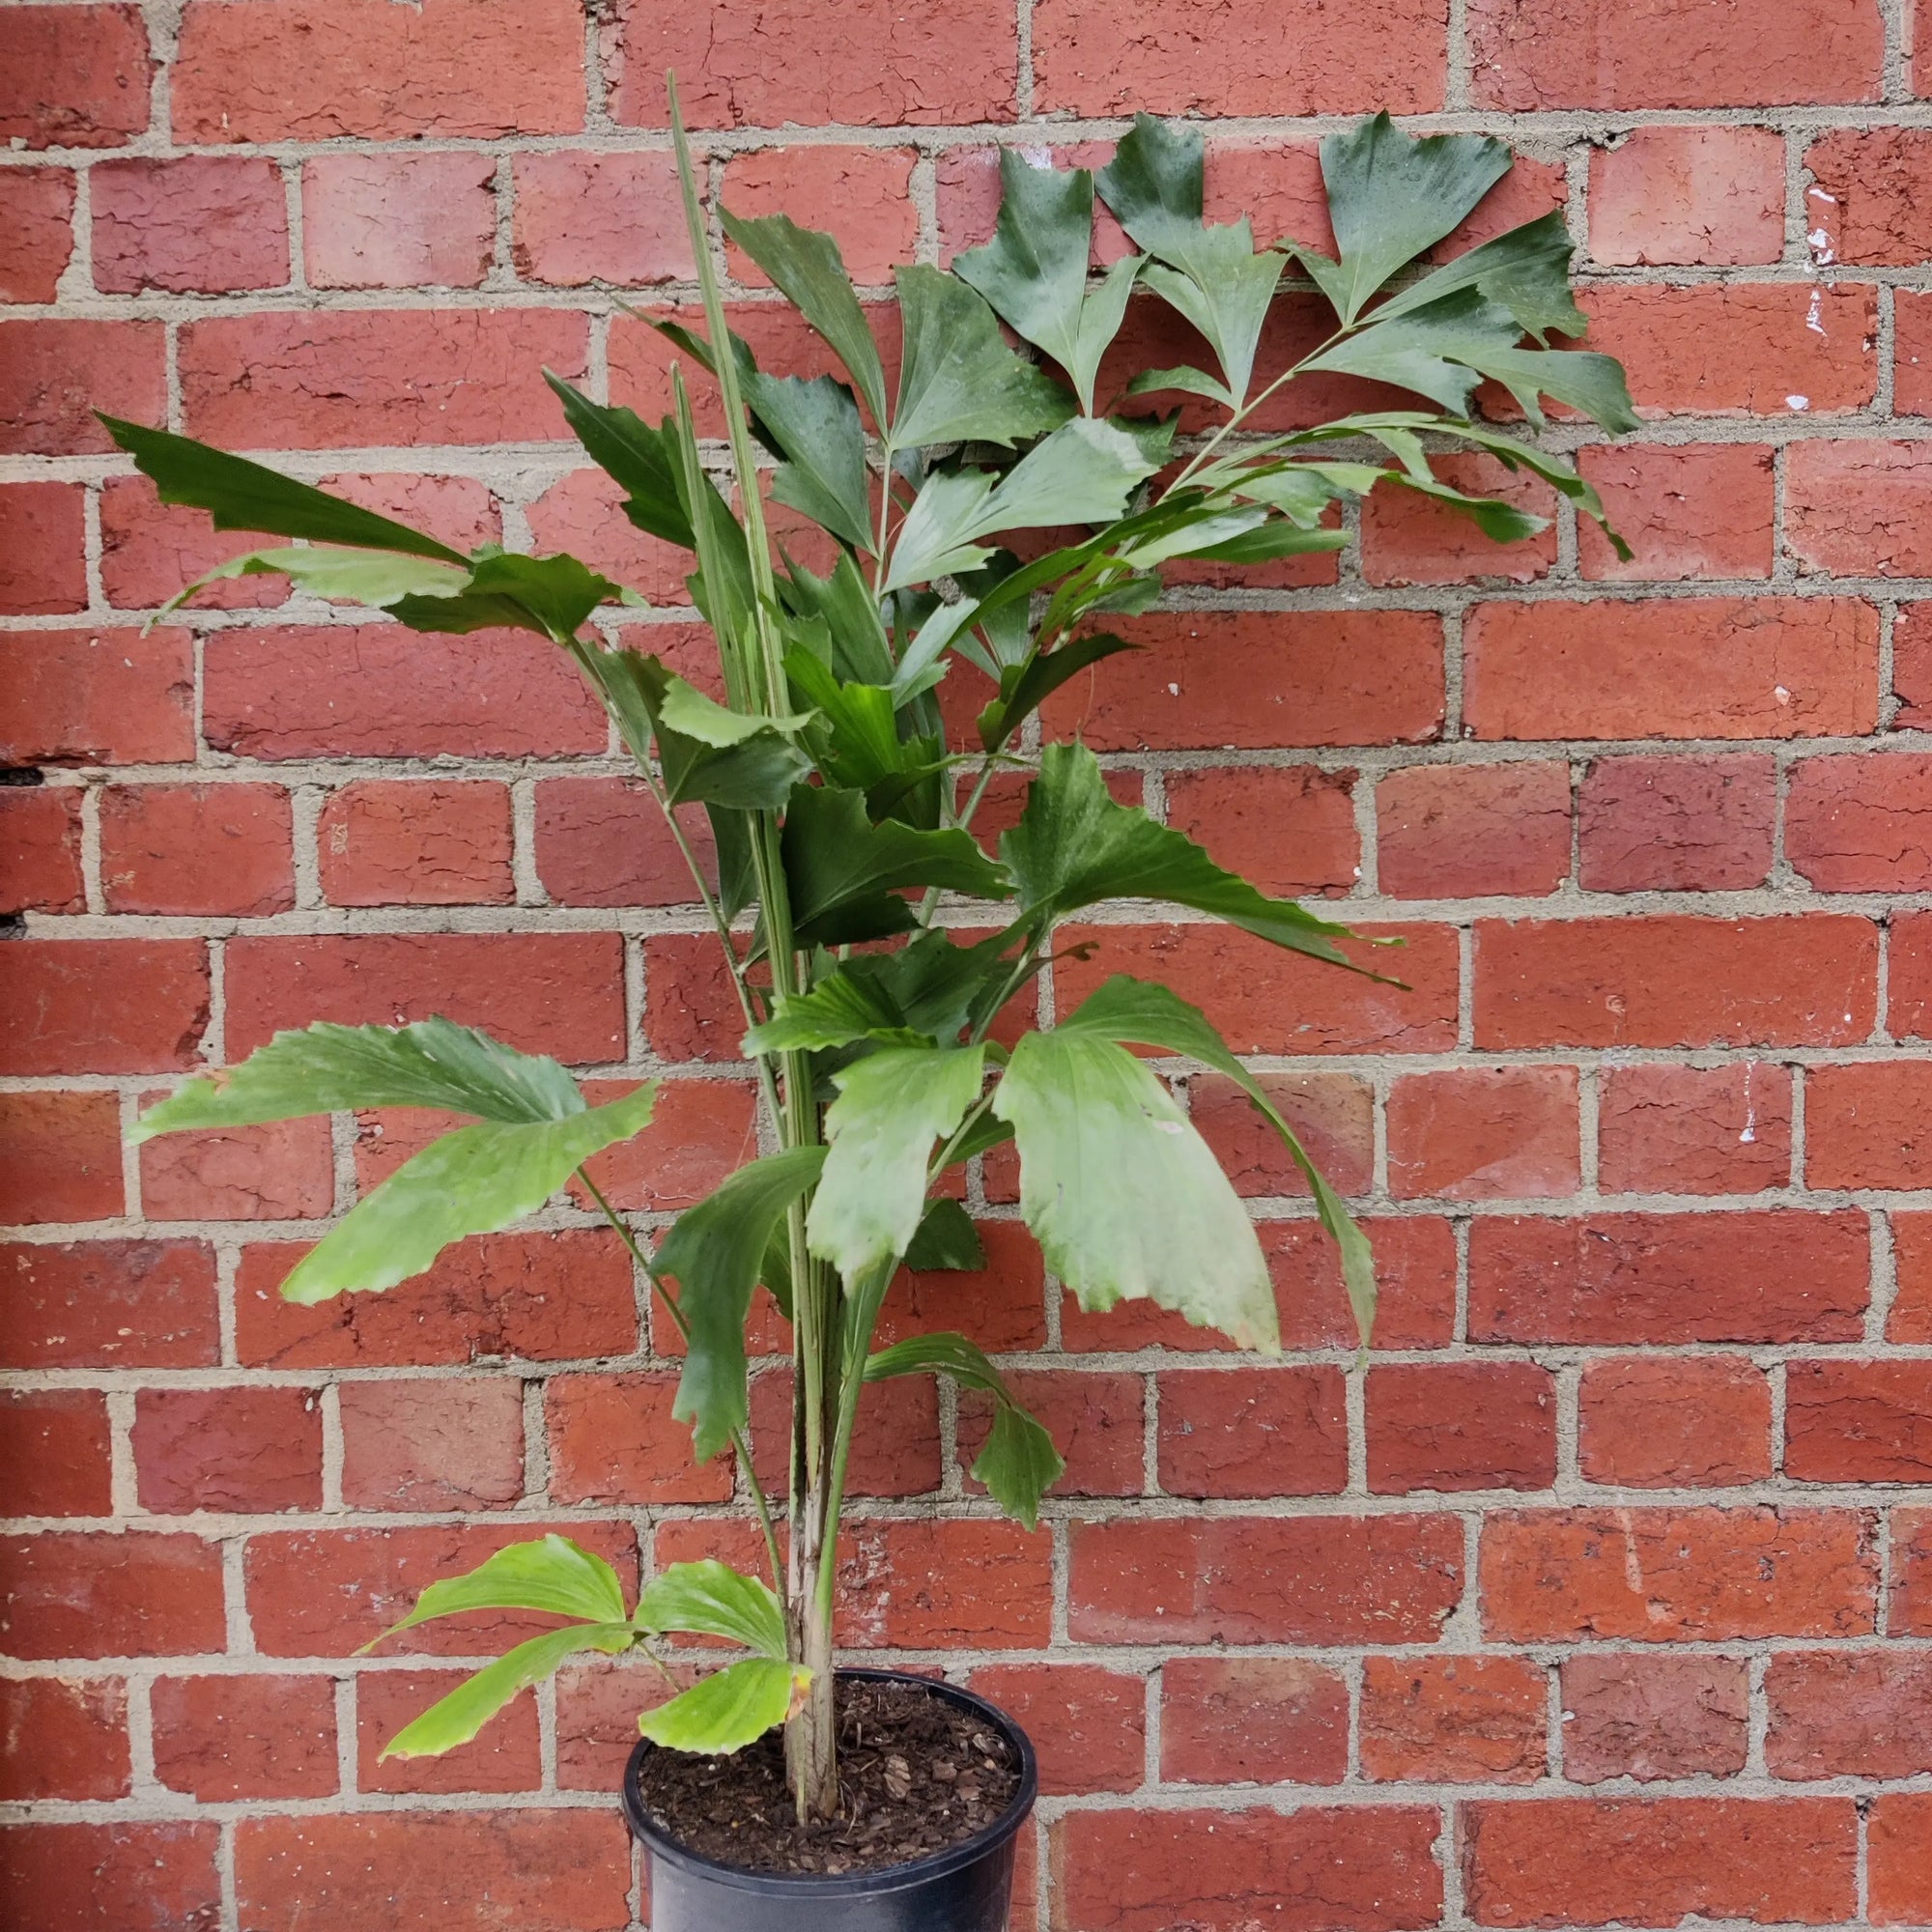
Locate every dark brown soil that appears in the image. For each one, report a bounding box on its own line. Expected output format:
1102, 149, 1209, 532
630, 1676, 1023, 1877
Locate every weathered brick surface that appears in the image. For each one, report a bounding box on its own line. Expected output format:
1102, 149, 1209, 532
7, 10, 1932, 1929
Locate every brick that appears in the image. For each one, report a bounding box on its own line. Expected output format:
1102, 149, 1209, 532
0, 1090, 122, 1224
1464, 597, 1879, 739
1475, 915, 1876, 1049
0, 1823, 220, 1932
966, 1663, 1146, 1795
133, 1386, 322, 1515
0, 1239, 218, 1371
205, 624, 605, 760
612, 0, 1017, 128
958, 1370, 1146, 1499
246, 1520, 638, 1659
1034, 0, 1447, 116
1469, 0, 1883, 108
1188, 1069, 1374, 1200
1369, 1362, 1557, 1496
318, 779, 513, 907
181, 310, 587, 449
1159, 1657, 1349, 1784
1377, 761, 1571, 898
1387, 1067, 1579, 1200
1888, 910, 1932, 1037
820, 1519, 1051, 1649
358, 1666, 540, 1794
1267, 1215, 1458, 1351
1808, 1060, 1932, 1188
0, 483, 85, 615
0, 787, 82, 915
339, 1378, 525, 1513
100, 783, 295, 917
643, 930, 763, 1065
1156, 1366, 1347, 1497
936, 140, 1141, 267
175, 0, 584, 141
1056, 923, 1460, 1057
555, 1657, 684, 1791
0, 1531, 224, 1657
0, 1389, 112, 1517
152, 1674, 337, 1802
1578, 1356, 1773, 1487
1049, 1804, 1442, 1932
1893, 292, 1932, 412
535, 780, 713, 908
569, 1077, 756, 1215
1788, 440, 1932, 577
1767, 1652, 1932, 1777
302, 153, 496, 290
1, 625, 194, 765
92, 156, 287, 294
226, 933, 622, 1063
510, 151, 688, 289
1600, 1062, 1792, 1196
1561, 1653, 1750, 1781
1871, 1793, 1932, 1924
1070, 1514, 1463, 1644
1040, 611, 1444, 751
547, 1372, 730, 1506
0, 6, 153, 148
1470, 1211, 1868, 1343
234, 1812, 631, 1931
1162, 765, 1359, 898
0, 1677, 127, 1800
1790, 753, 1932, 890
1361, 453, 1557, 585
1889, 1212, 1932, 1340
1577, 754, 1776, 892
1787, 1360, 1932, 1481
526, 473, 696, 605
0, 167, 75, 301
1361, 1655, 1548, 1783
0, 939, 209, 1076
1480, 1507, 1877, 1642
1591, 127, 1784, 266
235, 1230, 636, 1370
1581, 282, 1877, 416
724, 148, 918, 286
0, 319, 165, 455
1891, 1509, 1932, 1632
1578, 442, 1776, 582
1806, 128, 1932, 265
753, 1368, 940, 1499
140, 1110, 333, 1224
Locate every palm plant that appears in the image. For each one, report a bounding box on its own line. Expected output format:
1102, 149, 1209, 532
116, 93, 1632, 1824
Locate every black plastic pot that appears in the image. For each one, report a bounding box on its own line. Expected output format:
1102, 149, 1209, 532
621, 1667, 1038, 1932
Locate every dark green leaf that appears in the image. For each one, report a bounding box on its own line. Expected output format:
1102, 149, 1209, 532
780, 550, 896, 686
903, 1198, 986, 1271
978, 631, 1139, 752
652, 1148, 827, 1461
544, 373, 695, 549
745, 369, 875, 553
1370, 211, 1586, 342
99, 416, 467, 564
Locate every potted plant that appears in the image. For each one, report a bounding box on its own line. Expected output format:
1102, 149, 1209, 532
111, 88, 1630, 1932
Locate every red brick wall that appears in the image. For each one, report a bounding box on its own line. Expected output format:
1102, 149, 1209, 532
4, 3, 1932, 1928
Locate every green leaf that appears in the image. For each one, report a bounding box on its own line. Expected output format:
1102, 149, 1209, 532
1095, 118, 1284, 403
373, 1533, 631, 1643
885, 418, 1162, 593
134, 1016, 587, 1138
1123, 364, 1236, 408
807, 1045, 986, 1281
651, 1148, 827, 1462
978, 631, 1139, 753
992, 1029, 1279, 1351
1369, 211, 1586, 342
1058, 975, 1376, 1345
382, 1624, 634, 1759
783, 648, 940, 809
582, 647, 814, 810
637, 1560, 787, 1658
544, 373, 695, 550
278, 1084, 658, 1305
99, 416, 467, 564
718, 209, 889, 434
749, 930, 1013, 1053
891, 265, 1076, 452
1313, 113, 1512, 327
1380, 467, 1548, 545
166, 545, 471, 615
904, 1198, 986, 1271
743, 971, 923, 1056
1002, 742, 1369, 972
781, 783, 1010, 948
462, 552, 623, 639
952, 154, 1144, 414
780, 549, 896, 686
745, 369, 875, 554
639, 1658, 810, 1756
866, 1331, 1063, 1528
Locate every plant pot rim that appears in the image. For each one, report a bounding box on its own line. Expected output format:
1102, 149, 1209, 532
621, 1665, 1039, 1898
